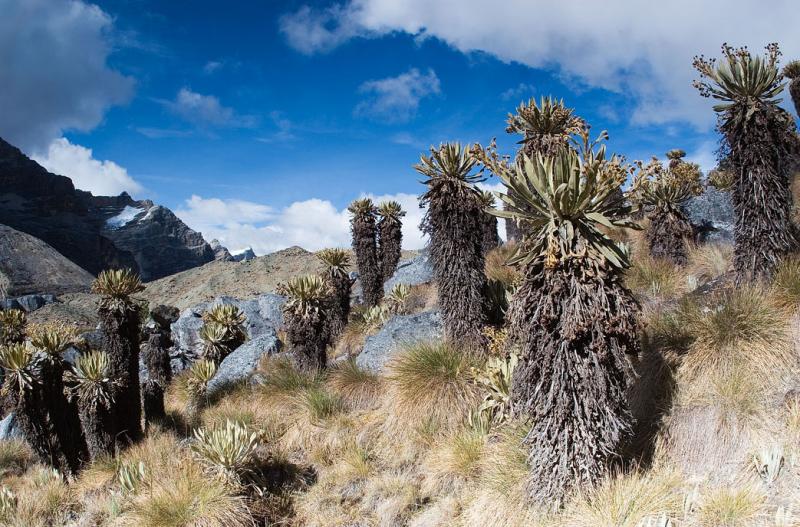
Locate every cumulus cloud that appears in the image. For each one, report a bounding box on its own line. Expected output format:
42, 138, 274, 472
175, 193, 428, 255
0, 0, 133, 153
355, 68, 441, 123
281, 0, 800, 128
501, 83, 536, 101
33, 138, 143, 196
163, 88, 257, 128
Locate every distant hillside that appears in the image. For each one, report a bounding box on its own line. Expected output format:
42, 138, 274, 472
0, 224, 93, 296
142, 246, 326, 310
0, 137, 216, 280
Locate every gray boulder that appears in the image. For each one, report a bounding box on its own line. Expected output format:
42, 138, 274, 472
170, 294, 286, 373
0, 412, 21, 441
0, 294, 56, 313
206, 331, 282, 398
383, 250, 433, 293
683, 187, 734, 243
356, 311, 443, 373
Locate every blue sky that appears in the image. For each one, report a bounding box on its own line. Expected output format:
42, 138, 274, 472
2, 0, 798, 253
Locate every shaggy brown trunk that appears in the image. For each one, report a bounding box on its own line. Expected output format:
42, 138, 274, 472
285, 309, 328, 372
508, 255, 640, 508
505, 216, 522, 242
481, 211, 500, 254
790, 79, 800, 118
722, 104, 799, 281
423, 183, 487, 350
99, 305, 142, 447
378, 217, 403, 283
351, 213, 383, 307
646, 206, 694, 266
6, 382, 70, 473
325, 272, 352, 340
77, 401, 115, 461
41, 359, 86, 473
141, 305, 178, 429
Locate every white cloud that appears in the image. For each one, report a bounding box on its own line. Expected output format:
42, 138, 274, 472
203, 61, 223, 74
175, 193, 428, 255
281, 0, 800, 128
501, 83, 536, 101
355, 68, 441, 123
279, 4, 368, 55
0, 0, 133, 152
164, 88, 257, 128
33, 138, 143, 196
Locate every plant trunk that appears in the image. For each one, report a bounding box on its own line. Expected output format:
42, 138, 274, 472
646, 207, 693, 266
325, 272, 352, 340
41, 359, 86, 473
481, 212, 500, 254
99, 306, 142, 447
352, 215, 383, 307
378, 217, 403, 283
424, 185, 487, 351
78, 402, 115, 461
790, 79, 800, 118
141, 326, 172, 428
6, 385, 69, 472
285, 309, 328, 372
723, 106, 799, 282
508, 257, 640, 508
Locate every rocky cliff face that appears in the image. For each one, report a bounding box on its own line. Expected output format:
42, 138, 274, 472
0, 224, 93, 296
0, 137, 215, 280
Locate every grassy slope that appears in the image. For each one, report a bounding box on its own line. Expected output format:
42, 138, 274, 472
2, 242, 800, 526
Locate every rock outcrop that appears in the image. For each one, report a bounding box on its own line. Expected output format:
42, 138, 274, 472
383, 249, 433, 293
0, 137, 215, 280
356, 311, 443, 373
683, 186, 734, 243
0, 224, 93, 296
1, 294, 57, 313
232, 248, 257, 262
206, 331, 282, 399
170, 294, 286, 373
210, 239, 235, 261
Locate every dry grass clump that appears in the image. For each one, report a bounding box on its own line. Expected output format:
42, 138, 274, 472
677, 286, 792, 381
561, 468, 683, 527
626, 254, 689, 301
327, 358, 382, 410
485, 243, 521, 287
383, 341, 481, 438
692, 483, 766, 527
3, 466, 74, 526
688, 242, 732, 284
772, 256, 800, 309
118, 462, 251, 527
421, 428, 486, 497
0, 439, 33, 479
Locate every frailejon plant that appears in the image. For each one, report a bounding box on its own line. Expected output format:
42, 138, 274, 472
200, 304, 246, 364
92, 269, 145, 446
478, 127, 641, 507
0, 343, 69, 471
28, 323, 86, 473
630, 154, 703, 265
694, 43, 800, 281
348, 198, 383, 307
66, 351, 117, 461
503, 96, 586, 240
377, 200, 406, 283
477, 190, 501, 255
185, 358, 217, 426
317, 248, 353, 340
0, 309, 25, 345
386, 283, 411, 315
141, 305, 179, 428
416, 143, 488, 353
280, 275, 332, 372
783, 59, 800, 115
191, 420, 261, 488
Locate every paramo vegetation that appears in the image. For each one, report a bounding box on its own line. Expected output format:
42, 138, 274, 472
1, 43, 800, 526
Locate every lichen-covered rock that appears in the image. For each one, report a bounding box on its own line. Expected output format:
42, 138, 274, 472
383, 250, 433, 293
206, 331, 282, 398
0, 294, 57, 313
683, 186, 734, 243
170, 294, 286, 374
356, 311, 443, 373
